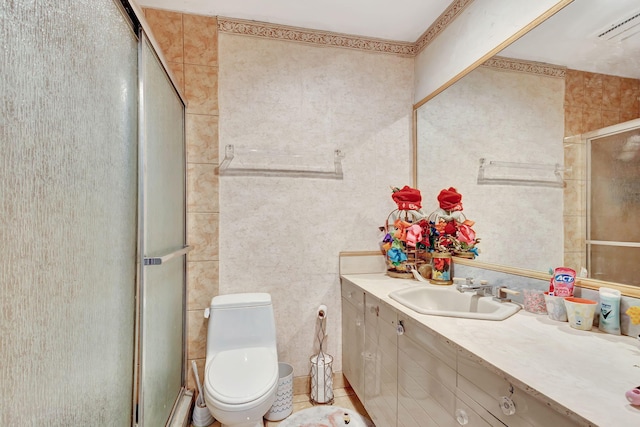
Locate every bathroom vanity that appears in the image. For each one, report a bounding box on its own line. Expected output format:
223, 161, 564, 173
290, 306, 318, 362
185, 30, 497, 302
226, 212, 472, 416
341, 273, 640, 427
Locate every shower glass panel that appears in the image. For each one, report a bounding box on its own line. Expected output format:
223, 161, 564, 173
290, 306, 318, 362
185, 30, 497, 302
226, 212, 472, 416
589, 246, 640, 285
1, 1, 138, 425
587, 123, 640, 286
138, 33, 187, 426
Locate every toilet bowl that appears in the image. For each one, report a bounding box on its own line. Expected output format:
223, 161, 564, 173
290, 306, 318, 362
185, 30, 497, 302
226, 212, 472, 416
203, 293, 279, 427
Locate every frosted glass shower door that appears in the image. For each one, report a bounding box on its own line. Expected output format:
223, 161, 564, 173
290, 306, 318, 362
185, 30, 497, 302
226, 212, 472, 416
587, 122, 640, 286
1, 1, 138, 425
138, 33, 187, 426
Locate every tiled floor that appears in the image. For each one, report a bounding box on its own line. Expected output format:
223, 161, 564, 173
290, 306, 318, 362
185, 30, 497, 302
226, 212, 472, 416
197, 386, 370, 427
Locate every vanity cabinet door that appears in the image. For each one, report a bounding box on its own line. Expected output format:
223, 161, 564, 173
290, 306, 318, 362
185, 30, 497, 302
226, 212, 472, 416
397, 314, 458, 427
364, 294, 398, 427
341, 279, 365, 398
397, 315, 501, 427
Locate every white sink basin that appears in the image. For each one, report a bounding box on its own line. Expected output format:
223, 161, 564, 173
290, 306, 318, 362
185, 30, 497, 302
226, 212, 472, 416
389, 285, 521, 321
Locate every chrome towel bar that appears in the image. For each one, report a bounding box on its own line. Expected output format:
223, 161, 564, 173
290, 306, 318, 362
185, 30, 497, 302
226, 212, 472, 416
144, 245, 193, 266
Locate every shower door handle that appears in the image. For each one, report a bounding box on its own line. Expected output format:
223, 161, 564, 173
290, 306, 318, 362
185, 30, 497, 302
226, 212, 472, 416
143, 245, 192, 266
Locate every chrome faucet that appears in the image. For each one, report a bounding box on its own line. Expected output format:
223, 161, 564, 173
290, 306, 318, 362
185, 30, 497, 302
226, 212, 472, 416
453, 277, 493, 295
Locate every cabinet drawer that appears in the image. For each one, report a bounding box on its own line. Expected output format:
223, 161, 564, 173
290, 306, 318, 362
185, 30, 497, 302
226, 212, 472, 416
457, 352, 582, 427
341, 279, 364, 309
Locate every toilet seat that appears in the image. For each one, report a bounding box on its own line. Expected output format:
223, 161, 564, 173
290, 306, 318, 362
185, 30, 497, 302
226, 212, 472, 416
205, 347, 278, 406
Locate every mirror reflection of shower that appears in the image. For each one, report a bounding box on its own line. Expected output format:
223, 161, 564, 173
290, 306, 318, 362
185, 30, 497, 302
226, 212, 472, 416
587, 120, 640, 286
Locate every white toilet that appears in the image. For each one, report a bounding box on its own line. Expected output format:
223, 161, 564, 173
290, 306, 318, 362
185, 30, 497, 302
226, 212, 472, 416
203, 293, 279, 427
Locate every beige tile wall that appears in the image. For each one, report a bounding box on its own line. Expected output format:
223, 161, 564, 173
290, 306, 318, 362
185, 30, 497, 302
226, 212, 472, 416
144, 8, 220, 392
217, 33, 414, 376
564, 69, 640, 136
563, 69, 640, 272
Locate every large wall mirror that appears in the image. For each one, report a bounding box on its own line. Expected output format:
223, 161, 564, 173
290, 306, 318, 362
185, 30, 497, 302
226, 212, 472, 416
416, 0, 640, 294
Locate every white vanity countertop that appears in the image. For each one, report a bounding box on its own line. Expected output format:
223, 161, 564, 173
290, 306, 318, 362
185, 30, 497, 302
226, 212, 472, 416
341, 273, 640, 427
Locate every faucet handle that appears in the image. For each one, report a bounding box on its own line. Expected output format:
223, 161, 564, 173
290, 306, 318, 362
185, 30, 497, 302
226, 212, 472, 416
452, 277, 473, 285
493, 286, 520, 302
453, 277, 468, 292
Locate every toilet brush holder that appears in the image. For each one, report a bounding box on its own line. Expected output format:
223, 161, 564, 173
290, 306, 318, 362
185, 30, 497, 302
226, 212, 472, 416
192, 395, 214, 427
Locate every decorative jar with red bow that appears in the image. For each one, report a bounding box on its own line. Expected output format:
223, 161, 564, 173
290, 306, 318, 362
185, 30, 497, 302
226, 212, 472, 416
380, 186, 431, 279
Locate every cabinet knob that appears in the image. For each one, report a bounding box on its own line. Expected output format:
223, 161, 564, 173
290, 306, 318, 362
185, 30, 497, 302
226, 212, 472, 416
396, 321, 405, 336
499, 395, 516, 416
370, 305, 379, 316
455, 409, 469, 425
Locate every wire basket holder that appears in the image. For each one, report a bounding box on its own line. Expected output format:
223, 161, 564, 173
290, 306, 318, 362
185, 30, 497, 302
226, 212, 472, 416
309, 309, 334, 404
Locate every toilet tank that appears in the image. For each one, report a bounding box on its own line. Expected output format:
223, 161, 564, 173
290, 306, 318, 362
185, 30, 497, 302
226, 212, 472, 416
207, 293, 277, 355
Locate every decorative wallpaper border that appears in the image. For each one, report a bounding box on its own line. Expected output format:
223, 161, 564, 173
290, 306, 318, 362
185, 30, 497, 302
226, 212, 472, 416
218, 0, 473, 57
481, 56, 566, 78
218, 17, 416, 57
217, 0, 567, 81
415, 0, 474, 54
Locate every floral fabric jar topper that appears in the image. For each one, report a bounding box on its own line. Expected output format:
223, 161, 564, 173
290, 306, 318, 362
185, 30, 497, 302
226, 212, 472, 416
428, 187, 480, 257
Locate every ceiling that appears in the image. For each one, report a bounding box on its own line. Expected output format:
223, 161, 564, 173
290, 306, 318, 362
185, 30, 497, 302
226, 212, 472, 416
137, 0, 640, 79
501, 0, 640, 79
135, 0, 450, 42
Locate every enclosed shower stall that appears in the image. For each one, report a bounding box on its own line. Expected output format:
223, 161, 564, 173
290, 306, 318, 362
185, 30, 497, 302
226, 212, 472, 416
1, 1, 188, 425
586, 119, 640, 286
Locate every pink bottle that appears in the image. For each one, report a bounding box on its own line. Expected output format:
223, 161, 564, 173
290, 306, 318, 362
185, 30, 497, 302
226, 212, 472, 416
625, 387, 640, 406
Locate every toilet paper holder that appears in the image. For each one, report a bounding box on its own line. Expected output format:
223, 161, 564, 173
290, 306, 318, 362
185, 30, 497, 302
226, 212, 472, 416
310, 304, 334, 404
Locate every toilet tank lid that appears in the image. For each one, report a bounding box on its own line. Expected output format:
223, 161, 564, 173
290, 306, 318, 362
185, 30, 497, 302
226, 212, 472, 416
210, 293, 272, 309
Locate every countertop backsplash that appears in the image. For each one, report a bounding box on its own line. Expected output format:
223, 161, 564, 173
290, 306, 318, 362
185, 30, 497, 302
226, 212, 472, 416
454, 263, 640, 339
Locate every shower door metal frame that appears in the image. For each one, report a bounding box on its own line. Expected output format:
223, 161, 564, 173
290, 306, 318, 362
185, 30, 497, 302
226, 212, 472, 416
136, 29, 189, 427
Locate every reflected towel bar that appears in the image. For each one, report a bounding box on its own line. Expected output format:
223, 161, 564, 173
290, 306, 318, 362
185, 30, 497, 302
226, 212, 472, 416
477, 158, 565, 188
